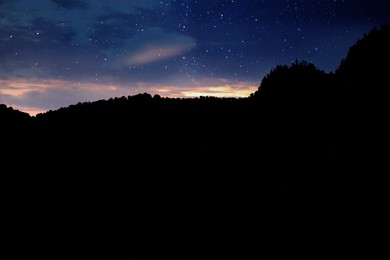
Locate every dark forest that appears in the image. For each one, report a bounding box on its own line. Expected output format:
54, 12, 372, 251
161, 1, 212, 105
1, 25, 389, 243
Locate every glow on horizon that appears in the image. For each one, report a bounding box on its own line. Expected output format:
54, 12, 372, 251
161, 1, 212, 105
0, 78, 258, 116
179, 86, 257, 98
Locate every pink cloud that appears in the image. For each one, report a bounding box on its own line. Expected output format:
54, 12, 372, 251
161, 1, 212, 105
124, 45, 191, 65
113, 27, 196, 66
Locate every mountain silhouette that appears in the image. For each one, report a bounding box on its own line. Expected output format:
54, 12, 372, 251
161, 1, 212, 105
1, 25, 389, 236
337, 24, 390, 100
332, 25, 389, 167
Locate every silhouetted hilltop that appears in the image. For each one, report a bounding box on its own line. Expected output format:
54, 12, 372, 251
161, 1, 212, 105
252, 60, 332, 122
33, 93, 257, 161
0, 104, 31, 123
253, 60, 328, 100
35, 93, 251, 124
0, 104, 32, 136
336, 24, 390, 100
332, 25, 389, 166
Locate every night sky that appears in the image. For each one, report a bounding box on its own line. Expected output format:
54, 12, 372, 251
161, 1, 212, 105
1, 0, 389, 115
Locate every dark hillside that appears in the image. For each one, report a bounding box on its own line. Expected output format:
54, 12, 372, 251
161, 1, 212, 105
334, 25, 390, 168
1, 25, 389, 237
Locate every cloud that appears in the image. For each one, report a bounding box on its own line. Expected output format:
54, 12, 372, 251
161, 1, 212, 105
0, 77, 257, 116
0, 78, 130, 115
116, 28, 196, 66
0, 0, 165, 45
125, 45, 190, 66
0, 1, 195, 82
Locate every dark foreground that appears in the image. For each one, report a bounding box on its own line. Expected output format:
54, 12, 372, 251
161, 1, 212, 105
1, 25, 389, 250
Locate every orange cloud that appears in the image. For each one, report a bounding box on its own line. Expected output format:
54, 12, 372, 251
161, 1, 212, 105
0, 78, 130, 116
0, 77, 258, 116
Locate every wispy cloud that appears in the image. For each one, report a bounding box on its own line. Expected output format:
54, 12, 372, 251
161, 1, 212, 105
124, 45, 191, 66
113, 27, 196, 66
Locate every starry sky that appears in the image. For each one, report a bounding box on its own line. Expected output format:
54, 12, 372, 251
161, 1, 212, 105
1, 0, 389, 115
